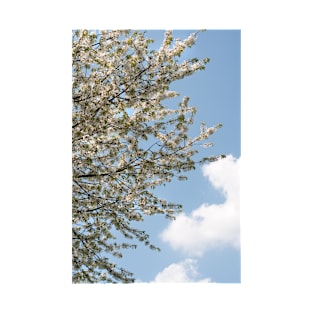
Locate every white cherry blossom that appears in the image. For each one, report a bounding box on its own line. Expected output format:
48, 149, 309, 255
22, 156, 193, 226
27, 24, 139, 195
72, 29, 225, 283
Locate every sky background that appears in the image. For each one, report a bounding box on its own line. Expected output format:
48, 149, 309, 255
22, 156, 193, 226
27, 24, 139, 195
115, 30, 241, 283
2, 0, 313, 312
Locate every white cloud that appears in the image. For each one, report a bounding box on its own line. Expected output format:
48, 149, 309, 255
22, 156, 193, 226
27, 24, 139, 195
151, 259, 213, 283
160, 155, 240, 256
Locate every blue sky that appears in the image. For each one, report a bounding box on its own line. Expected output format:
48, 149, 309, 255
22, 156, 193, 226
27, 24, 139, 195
115, 30, 241, 283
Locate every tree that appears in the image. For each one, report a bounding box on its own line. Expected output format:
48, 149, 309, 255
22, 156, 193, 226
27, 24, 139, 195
72, 29, 225, 283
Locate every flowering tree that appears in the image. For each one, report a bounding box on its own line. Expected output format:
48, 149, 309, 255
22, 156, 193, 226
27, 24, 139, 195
72, 29, 225, 283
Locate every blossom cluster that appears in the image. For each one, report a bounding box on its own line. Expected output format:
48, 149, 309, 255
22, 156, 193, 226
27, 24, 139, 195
72, 30, 224, 283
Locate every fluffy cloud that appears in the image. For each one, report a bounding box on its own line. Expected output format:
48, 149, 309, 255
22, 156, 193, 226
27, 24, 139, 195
160, 155, 240, 257
151, 259, 213, 283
